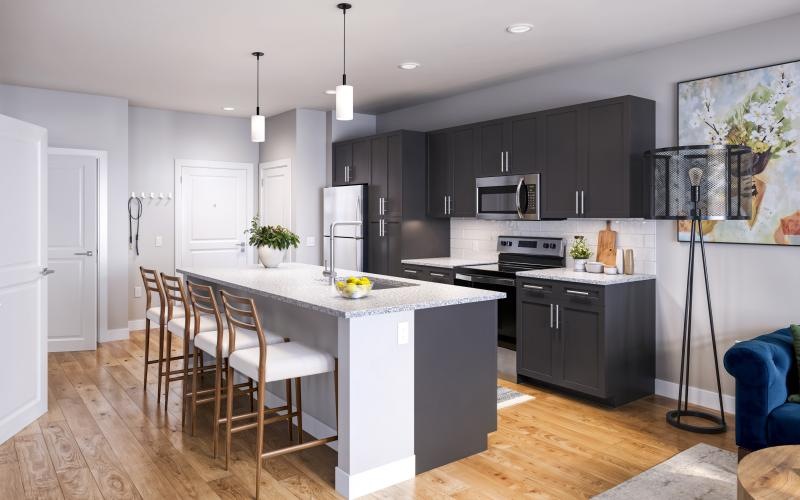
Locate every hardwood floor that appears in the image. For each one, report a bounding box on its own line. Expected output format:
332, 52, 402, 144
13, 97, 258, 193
4, 330, 736, 499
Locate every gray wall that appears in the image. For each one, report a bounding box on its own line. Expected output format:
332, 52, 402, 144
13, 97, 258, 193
0, 84, 130, 333
377, 13, 800, 397
128, 106, 258, 322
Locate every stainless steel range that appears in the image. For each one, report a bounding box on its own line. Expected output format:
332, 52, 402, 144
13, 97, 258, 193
454, 236, 565, 352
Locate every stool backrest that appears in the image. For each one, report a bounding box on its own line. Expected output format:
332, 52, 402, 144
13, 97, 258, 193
187, 281, 225, 353
160, 273, 190, 327
139, 266, 164, 314
220, 290, 267, 365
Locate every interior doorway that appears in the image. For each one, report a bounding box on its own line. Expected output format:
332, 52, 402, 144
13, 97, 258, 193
259, 159, 293, 261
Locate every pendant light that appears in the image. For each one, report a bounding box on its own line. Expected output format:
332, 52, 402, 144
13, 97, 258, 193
335, 3, 353, 121
250, 51, 266, 142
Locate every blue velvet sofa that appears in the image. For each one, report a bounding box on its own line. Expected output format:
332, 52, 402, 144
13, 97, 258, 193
723, 327, 799, 455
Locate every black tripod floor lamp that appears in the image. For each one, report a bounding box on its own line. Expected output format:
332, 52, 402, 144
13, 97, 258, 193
645, 144, 754, 433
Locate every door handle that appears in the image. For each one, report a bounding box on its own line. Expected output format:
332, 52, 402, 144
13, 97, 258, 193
41, 267, 56, 276
444, 195, 448, 215
575, 190, 579, 215
447, 195, 452, 215
403, 269, 417, 274
566, 289, 590, 296
505, 151, 510, 172
555, 304, 560, 329
550, 304, 554, 328
74, 250, 94, 256
523, 284, 544, 290
515, 178, 525, 219
500, 152, 504, 172
581, 190, 585, 215
430, 272, 446, 278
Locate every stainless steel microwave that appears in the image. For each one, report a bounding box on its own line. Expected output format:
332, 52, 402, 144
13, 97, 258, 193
475, 174, 540, 220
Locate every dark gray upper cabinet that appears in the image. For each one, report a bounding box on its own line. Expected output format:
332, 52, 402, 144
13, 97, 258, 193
478, 121, 505, 176
426, 125, 477, 218
539, 106, 583, 219
350, 139, 371, 185
332, 138, 371, 186
368, 136, 388, 221
333, 142, 352, 186
427, 131, 450, 218
508, 114, 538, 175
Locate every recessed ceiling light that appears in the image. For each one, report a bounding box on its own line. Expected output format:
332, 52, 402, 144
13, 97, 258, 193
398, 62, 421, 70
222, 106, 235, 111
506, 23, 533, 34
324, 89, 337, 95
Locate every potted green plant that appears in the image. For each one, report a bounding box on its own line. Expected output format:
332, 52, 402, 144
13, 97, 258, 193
569, 235, 593, 272
245, 216, 300, 268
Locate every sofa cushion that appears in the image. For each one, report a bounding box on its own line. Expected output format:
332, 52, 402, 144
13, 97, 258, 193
791, 325, 800, 403
767, 402, 800, 446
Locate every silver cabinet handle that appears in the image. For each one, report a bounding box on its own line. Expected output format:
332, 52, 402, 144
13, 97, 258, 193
523, 284, 543, 290
74, 250, 93, 256
403, 269, 417, 274
555, 304, 560, 329
444, 195, 448, 215
505, 151, 510, 172
380, 219, 385, 237
549, 304, 554, 328
447, 195, 452, 215
41, 267, 55, 276
430, 272, 445, 278
581, 190, 585, 215
500, 152, 504, 172
566, 289, 590, 296
575, 190, 579, 215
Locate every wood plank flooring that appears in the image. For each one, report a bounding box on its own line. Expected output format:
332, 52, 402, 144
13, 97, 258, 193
4, 330, 736, 499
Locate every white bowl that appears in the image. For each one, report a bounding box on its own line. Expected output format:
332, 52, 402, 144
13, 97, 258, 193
585, 261, 604, 273
604, 266, 618, 275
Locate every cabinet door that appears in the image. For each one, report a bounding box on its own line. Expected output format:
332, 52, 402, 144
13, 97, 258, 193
427, 131, 450, 218
517, 298, 558, 383
333, 142, 352, 186
367, 221, 387, 275
508, 114, 538, 175
558, 304, 605, 397
385, 133, 403, 219
385, 221, 403, 277
350, 139, 371, 184
540, 106, 582, 218
369, 136, 387, 221
478, 121, 505, 177
451, 127, 477, 217
583, 99, 627, 218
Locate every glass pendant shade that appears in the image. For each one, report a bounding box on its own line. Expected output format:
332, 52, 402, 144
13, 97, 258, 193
336, 84, 353, 121
251, 114, 265, 143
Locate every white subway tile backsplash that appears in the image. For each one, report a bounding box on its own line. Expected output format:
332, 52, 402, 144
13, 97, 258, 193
451, 218, 657, 275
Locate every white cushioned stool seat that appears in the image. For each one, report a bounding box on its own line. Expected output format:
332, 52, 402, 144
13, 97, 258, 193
194, 329, 284, 358
146, 306, 185, 323
167, 314, 217, 338
229, 342, 335, 383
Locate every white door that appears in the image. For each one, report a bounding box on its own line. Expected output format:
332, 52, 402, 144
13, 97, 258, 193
176, 159, 254, 269
259, 160, 292, 261
0, 113, 48, 444
47, 152, 97, 352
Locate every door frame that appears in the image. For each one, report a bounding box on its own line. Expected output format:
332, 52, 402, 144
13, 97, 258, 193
48, 147, 108, 346
259, 158, 293, 261
174, 158, 255, 270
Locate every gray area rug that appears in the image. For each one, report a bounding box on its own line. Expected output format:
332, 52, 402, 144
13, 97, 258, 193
592, 443, 736, 499
497, 386, 534, 409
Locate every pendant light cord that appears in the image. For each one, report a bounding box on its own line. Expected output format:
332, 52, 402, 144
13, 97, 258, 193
255, 53, 260, 115
342, 7, 347, 85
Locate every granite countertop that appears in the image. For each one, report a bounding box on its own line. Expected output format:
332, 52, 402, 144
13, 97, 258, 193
516, 268, 656, 286
400, 256, 497, 269
178, 263, 505, 319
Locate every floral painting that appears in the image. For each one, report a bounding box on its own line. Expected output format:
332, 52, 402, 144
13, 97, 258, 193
678, 60, 800, 245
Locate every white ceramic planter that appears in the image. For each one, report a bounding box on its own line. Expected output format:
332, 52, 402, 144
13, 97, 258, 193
257, 246, 286, 268
573, 259, 588, 272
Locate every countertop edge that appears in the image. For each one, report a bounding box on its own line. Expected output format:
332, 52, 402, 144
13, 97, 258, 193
515, 270, 656, 286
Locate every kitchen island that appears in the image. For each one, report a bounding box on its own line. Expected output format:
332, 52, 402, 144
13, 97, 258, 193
177, 263, 504, 498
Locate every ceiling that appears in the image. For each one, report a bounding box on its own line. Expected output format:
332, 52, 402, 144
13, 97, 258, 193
2, 0, 799, 118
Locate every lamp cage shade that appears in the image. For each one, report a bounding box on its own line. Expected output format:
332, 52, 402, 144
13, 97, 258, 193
251, 114, 265, 143
336, 84, 353, 121
645, 144, 754, 220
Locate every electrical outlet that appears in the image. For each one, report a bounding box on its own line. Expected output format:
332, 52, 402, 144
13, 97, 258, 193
397, 321, 409, 345
134, 286, 142, 298
155, 235, 163, 247
306, 236, 315, 247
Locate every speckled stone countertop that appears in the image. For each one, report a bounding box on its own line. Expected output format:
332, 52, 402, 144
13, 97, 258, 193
516, 268, 656, 285
400, 256, 497, 269
178, 263, 505, 319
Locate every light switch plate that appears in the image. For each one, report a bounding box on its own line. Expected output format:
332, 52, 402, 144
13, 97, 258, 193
155, 235, 163, 247
397, 321, 409, 345
134, 286, 142, 298
306, 236, 315, 247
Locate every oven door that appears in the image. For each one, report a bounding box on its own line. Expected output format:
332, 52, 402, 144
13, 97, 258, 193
454, 273, 517, 350
476, 174, 540, 221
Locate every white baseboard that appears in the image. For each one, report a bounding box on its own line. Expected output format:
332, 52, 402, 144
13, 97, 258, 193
99, 327, 129, 343
655, 378, 735, 415
335, 455, 416, 499
128, 318, 146, 332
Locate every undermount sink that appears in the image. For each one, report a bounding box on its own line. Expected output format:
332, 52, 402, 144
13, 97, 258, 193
369, 277, 419, 290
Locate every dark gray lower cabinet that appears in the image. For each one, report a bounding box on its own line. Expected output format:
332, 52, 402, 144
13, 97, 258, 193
517, 278, 654, 406
400, 264, 454, 284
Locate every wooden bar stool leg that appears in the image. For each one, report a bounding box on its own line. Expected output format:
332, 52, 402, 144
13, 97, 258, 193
181, 335, 190, 428
143, 318, 151, 389
285, 379, 293, 442
250, 379, 255, 412
157, 323, 165, 405
255, 376, 266, 500
164, 331, 172, 413
224, 362, 235, 470
212, 355, 222, 458
295, 378, 303, 444
190, 345, 199, 436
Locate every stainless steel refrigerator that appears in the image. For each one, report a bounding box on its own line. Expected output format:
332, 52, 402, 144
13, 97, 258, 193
323, 185, 367, 273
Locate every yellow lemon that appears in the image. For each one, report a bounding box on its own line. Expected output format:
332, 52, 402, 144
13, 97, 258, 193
345, 283, 359, 294
346, 276, 358, 284
336, 281, 345, 290
359, 277, 370, 285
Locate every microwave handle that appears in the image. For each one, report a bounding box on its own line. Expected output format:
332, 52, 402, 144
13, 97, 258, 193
515, 177, 525, 219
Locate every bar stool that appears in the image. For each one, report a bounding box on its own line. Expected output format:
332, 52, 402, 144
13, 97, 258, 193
220, 290, 338, 499
139, 266, 185, 404
186, 281, 287, 456
160, 272, 217, 423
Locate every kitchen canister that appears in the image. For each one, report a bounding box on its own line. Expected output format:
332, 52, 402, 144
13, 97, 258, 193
623, 249, 635, 275
615, 249, 624, 274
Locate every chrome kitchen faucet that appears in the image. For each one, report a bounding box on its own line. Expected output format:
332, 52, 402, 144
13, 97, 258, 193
326, 220, 363, 285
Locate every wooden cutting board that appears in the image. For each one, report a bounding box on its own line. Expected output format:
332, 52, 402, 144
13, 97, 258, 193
597, 221, 617, 266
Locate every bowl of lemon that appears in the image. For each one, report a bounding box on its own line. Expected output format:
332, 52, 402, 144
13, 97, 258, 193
334, 276, 373, 299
